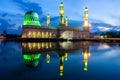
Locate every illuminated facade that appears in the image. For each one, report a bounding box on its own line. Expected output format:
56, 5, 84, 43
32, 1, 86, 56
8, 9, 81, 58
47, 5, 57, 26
22, 2, 90, 40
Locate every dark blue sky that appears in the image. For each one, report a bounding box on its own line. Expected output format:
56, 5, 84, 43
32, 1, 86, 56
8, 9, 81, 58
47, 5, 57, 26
0, 0, 120, 34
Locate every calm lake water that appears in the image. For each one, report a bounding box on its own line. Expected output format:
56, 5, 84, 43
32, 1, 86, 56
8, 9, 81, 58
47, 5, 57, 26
0, 40, 120, 80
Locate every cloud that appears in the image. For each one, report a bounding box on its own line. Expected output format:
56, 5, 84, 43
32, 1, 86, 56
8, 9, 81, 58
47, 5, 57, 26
1, 0, 120, 34
0, 0, 44, 34
85, 0, 120, 26
0, 16, 21, 34
101, 49, 120, 59
13, 0, 43, 16
114, 28, 120, 31
98, 43, 110, 50
2, 13, 8, 18
97, 26, 112, 32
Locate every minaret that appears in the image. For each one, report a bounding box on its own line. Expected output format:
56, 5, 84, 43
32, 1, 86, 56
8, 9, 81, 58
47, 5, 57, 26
83, 7, 89, 31
65, 16, 68, 27
82, 47, 90, 72
60, 2, 64, 25
47, 14, 50, 27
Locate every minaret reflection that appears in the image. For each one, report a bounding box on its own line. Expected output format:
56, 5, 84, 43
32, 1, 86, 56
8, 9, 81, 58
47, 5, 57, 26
82, 42, 90, 72
46, 53, 50, 64
59, 54, 64, 77
64, 52, 68, 61
59, 52, 68, 77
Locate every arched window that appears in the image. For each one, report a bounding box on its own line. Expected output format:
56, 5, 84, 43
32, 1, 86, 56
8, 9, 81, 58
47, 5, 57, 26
33, 42, 36, 49
42, 32, 45, 38
22, 33, 26, 38
49, 32, 52, 38
46, 42, 48, 49
46, 32, 48, 38
37, 43, 41, 49
37, 32, 41, 38
28, 31, 32, 38
33, 32, 36, 38
42, 42, 45, 48
28, 42, 32, 50
49, 42, 52, 48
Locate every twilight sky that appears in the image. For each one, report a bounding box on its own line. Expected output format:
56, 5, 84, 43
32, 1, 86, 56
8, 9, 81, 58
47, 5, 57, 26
0, 0, 120, 34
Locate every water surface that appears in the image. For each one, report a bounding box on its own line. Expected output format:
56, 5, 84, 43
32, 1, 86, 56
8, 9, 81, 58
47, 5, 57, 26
0, 40, 120, 80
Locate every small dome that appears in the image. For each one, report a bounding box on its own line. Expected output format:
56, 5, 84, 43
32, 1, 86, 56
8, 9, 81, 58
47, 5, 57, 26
60, 2, 64, 6
23, 11, 41, 26
84, 7, 88, 12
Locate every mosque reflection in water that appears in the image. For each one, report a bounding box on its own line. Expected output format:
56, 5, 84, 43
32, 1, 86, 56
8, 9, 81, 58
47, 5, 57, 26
22, 41, 91, 76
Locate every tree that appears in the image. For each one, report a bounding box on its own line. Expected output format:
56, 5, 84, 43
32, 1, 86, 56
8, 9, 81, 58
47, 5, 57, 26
3, 30, 7, 37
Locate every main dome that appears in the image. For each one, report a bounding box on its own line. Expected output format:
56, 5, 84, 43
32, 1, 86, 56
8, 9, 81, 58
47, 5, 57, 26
23, 11, 41, 26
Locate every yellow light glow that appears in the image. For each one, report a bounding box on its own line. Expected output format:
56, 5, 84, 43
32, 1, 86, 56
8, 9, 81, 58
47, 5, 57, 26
46, 32, 48, 38
28, 31, 32, 38
60, 65, 64, 70
33, 42, 36, 49
22, 42, 26, 48
85, 62, 88, 66
28, 42, 32, 49
22, 34, 26, 38
49, 32, 52, 38
84, 53, 88, 58
37, 32, 41, 38
42, 42, 45, 48
33, 32, 36, 38
49, 42, 52, 48
37, 43, 41, 49
85, 14, 88, 18
46, 42, 48, 49
84, 22, 89, 26
60, 10, 64, 14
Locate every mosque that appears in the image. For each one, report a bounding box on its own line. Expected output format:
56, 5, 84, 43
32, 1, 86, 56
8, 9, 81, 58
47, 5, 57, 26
22, 2, 90, 40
